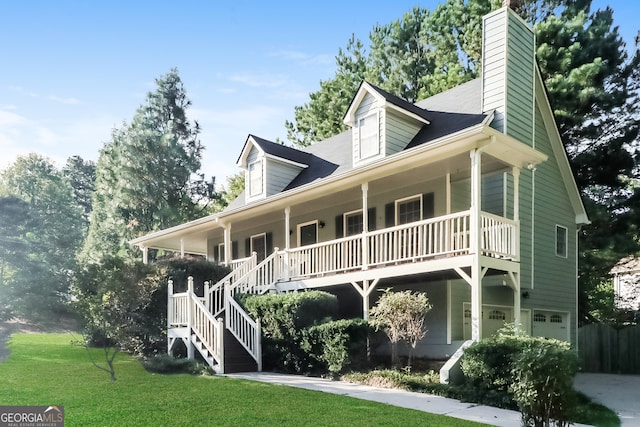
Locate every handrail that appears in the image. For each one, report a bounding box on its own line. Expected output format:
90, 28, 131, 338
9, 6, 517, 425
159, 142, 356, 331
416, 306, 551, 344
228, 249, 284, 296
205, 255, 256, 316
189, 289, 224, 369
225, 292, 262, 370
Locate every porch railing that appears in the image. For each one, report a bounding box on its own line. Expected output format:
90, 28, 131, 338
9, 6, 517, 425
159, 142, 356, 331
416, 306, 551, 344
205, 255, 256, 317
480, 212, 519, 260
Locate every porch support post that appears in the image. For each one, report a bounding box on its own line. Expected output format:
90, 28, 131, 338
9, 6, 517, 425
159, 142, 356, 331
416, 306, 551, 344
180, 238, 185, 259
186, 276, 194, 360
224, 224, 231, 265
470, 149, 483, 341
141, 245, 148, 264
512, 167, 521, 260
361, 182, 369, 270
284, 207, 291, 280
350, 278, 380, 320
510, 271, 521, 331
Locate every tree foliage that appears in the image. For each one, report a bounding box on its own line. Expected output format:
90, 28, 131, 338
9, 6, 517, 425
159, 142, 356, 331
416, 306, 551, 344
0, 154, 85, 321
369, 289, 432, 367
81, 68, 216, 263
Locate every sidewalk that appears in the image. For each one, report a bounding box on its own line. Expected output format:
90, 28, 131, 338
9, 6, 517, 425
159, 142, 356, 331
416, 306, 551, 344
227, 372, 524, 427
574, 373, 640, 427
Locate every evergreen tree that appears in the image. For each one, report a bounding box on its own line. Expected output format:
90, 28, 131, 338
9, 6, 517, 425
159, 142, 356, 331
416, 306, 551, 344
0, 154, 84, 320
81, 68, 214, 263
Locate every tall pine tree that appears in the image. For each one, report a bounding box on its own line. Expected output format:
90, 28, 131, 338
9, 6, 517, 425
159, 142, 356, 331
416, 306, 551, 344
81, 69, 212, 263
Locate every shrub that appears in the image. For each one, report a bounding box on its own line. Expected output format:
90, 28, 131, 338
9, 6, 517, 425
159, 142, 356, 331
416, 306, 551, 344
241, 291, 339, 373
460, 325, 530, 396
302, 318, 370, 376
143, 353, 213, 375
510, 339, 579, 427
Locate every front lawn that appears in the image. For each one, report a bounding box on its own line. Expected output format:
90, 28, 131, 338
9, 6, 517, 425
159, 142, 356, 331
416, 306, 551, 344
0, 334, 487, 426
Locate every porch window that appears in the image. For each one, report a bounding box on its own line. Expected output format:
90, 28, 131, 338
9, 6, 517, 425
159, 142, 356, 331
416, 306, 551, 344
345, 210, 364, 236
358, 112, 379, 159
556, 225, 567, 258
250, 233, 266, 262
488, 310, 506, 320
396, 195, 422, 225
248, 160, 263, 197
298, 221, 318, 246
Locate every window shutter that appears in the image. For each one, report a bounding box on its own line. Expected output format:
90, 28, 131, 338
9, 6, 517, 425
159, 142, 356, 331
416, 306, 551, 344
368, 207, 377, 231
385, 203, 395, 227
266, 232, 274, 254
335, 215, 344, 238
213, 245, 219, 262
232, 241, 239, 259
245, 238, 251, 257
423, 193, 435, 219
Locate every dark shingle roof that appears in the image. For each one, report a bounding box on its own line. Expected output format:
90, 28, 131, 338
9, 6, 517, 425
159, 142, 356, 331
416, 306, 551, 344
225, 78, 487, 209
244, 134, 313, 166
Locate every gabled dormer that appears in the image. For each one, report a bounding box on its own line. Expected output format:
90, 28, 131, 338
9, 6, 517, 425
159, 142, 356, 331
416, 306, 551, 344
237, 134, 311, 203
343, 82, 431, 167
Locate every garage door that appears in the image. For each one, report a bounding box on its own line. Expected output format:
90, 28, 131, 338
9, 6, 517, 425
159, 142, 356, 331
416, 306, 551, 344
532, 311, 569, 341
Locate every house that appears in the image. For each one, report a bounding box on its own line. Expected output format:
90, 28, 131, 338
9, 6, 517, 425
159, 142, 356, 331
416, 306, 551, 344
130, 6, 588, 374
610, 257, 640, 311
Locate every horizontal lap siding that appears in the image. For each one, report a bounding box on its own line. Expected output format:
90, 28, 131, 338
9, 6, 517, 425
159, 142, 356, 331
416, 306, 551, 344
265, 160, 302, 196
483, 11, 507, 132
385, 111, 421, 156
525, 104, 577, 343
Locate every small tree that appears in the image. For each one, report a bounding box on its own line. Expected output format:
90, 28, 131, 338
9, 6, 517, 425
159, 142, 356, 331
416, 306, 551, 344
369, 289, 432, 368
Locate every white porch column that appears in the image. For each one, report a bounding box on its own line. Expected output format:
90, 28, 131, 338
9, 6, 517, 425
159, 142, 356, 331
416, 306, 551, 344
512, 167, 521, 261
470, 149, 483, 341
284, 207, 291, 280
361, 182, 369, 270
180, 238, 185, 259
141, 245, 148, 264
224, 223, 231, 265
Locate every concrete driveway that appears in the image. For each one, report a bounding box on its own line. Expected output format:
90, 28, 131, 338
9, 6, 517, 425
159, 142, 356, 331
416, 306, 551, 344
574, 373, 640, 426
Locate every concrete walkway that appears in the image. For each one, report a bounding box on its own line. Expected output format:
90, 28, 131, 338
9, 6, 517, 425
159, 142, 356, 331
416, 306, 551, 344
227, 372, 525, 427
574, 373, 640, 427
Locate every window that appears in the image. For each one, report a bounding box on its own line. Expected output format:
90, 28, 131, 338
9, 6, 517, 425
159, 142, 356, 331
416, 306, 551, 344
550, 314, 563, 324
556, 225, 568, 258
248, 160, 263, 197
533, 313, 547, 323
396, 195, 422, 225
344, 210, 364, 237
298, 221, 318, 246
464, 308, 471, 318
488, 310, 506, 320
250, 233, 266, 262
358, 113, 379, 159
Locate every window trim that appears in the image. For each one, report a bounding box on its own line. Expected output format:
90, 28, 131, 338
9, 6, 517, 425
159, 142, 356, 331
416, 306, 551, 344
555, 224, 568, 258
395, 194, 423, 225
357, 111, 380, 160
344, 209, 364, 237
250, 232, 267, 261
217, 243, 225, 263
297, 220, 319, 247
248, 159, 264, 197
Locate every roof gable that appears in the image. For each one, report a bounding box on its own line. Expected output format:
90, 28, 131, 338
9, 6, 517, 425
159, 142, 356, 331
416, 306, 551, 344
237, 134, 312, 168
343, 81, 431, 127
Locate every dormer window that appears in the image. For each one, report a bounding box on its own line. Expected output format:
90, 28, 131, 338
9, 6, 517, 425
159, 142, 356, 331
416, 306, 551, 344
358, 112, 380, 159
248, 160, 263, 197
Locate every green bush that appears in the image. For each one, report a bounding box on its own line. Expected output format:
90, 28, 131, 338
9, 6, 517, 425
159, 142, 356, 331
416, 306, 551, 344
74, 256, 230, 357
460, 325, 531, 397
510, 339, 579, 427
302, 318, 370, 376
240, 291, 340, 373
142, 353, 213, 375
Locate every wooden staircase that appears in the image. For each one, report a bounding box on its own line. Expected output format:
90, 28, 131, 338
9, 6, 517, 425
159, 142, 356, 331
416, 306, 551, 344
168, 251, 284, 373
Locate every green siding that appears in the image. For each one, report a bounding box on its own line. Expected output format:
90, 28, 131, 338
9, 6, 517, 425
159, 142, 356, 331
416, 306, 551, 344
385, 110, 422, 156
521, 103, 578, 343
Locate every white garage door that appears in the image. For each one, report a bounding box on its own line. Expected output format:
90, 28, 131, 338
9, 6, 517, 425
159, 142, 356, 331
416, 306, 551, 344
532, 310, 569, 341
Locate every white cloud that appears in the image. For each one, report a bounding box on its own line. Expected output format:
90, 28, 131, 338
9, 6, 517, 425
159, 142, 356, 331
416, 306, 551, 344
48, 95, 81, 105
267, 49, 333, 67
0, 109, 29, 126
228, 73, 289, 88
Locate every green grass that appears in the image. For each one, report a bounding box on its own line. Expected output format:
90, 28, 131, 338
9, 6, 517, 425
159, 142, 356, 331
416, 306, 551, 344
0, 334, 488, 426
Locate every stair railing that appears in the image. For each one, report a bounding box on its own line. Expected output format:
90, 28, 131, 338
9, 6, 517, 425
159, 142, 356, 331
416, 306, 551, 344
224, 284, 262, 371
186, 277, 224, 370
204, 254, 256, 317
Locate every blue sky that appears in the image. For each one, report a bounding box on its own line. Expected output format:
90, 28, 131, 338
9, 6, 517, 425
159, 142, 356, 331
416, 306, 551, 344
1, 1, 637, 184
